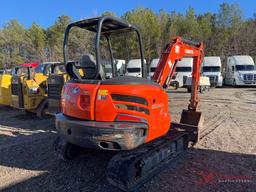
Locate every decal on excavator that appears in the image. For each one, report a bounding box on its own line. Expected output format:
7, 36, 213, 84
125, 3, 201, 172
168, 60, 173, 68
98, 89, 109, 96
71, 86, 80, 94
185, 49, 194, 54
175, 45, 180, 53
97, 89, 108, 100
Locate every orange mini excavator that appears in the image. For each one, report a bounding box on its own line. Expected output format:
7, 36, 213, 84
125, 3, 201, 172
54, 16, 204, 191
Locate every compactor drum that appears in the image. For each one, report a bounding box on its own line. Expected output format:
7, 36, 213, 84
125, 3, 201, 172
0, 73, 12, 106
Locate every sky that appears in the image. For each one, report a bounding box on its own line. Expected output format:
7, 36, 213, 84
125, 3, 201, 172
0, 0, 255, 28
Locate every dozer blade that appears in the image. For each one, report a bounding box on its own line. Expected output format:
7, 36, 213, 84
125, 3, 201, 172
171, 109, 204, 143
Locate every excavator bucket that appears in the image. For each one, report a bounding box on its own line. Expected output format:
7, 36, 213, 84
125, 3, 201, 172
171, 109, 204, 143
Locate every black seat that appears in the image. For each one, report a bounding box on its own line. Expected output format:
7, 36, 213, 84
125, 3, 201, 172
79, 54, 105, 79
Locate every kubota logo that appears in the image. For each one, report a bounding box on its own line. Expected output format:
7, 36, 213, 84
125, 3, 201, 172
185, 49, 194, 54
72, 86, 80, 94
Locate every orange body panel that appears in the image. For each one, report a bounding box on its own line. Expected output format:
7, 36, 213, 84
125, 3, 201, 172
60, 37, 204, 146
61, 82, 170, 143
61, 83, 100, 120
96, 84, 170, 142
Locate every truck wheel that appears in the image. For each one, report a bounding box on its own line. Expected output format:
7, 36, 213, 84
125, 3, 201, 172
175, 82, 179, 90
233, 79, 237, 87
199, 86, 204, 94
54, 137, 81, 161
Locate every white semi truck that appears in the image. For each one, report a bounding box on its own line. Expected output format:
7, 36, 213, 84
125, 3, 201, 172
102, 59, 126, 78
202, 56, 223, 87
116, 59, 126, 76
171, 57, 193, 88
149, 58, 159, 79
224, 55, 256, 86
126, 59, 146, 77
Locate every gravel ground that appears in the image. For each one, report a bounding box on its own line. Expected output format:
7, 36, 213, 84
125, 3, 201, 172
0, 87, 255, 192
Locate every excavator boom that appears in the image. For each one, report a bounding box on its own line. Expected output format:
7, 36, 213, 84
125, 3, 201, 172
153, 37, 204, 111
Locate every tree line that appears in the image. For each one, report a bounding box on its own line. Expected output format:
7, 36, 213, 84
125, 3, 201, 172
0, 3, 255, 69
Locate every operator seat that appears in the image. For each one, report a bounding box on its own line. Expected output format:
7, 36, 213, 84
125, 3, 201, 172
80, 54, 105, 80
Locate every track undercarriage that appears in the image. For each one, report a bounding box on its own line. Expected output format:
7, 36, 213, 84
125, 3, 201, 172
54, 125, 195, 191
107, 130, 189, 191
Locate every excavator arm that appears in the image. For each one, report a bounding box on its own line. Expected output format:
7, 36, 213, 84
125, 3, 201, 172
153, 36, 204, 111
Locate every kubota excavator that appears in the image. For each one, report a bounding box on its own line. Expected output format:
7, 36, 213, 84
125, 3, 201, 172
54, 16, 204, 191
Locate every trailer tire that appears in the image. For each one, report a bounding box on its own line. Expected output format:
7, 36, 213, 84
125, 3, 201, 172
36, 99, 48, 119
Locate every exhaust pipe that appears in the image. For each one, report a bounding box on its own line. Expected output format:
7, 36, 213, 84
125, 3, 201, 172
99, 141, 121, 150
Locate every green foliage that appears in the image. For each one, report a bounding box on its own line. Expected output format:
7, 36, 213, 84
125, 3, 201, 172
0, 20, 29, 68
46, 16, 72, 61
28, 23, 46, 61
0, 53, 4, 69
124, 8, 161, 61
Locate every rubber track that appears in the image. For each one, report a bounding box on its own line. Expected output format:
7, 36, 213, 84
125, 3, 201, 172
106, 131, 188, 191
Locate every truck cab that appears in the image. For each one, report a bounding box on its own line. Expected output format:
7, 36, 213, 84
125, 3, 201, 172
172, 57, 193, 88
126, 59, 146, 77
115, 59, 126, 76
202, 56, 223, 87
102, 59, 126, 78
101, 60, 113, 79
225, 55, 256, 86
149, 59, 159, 79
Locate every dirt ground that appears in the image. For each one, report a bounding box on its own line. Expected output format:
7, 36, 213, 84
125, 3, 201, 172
0, 87, 255, 192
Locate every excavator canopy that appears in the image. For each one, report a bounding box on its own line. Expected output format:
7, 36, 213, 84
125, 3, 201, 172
63, 16, 146, 80
66, 16, 137, 34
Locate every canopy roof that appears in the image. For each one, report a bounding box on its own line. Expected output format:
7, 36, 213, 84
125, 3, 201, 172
67, 16, 138, 35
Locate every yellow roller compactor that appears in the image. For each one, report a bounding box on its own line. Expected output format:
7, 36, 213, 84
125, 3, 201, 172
10, 62, 66, 118
10, 64, 46, 117
35, 62, 68, 115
